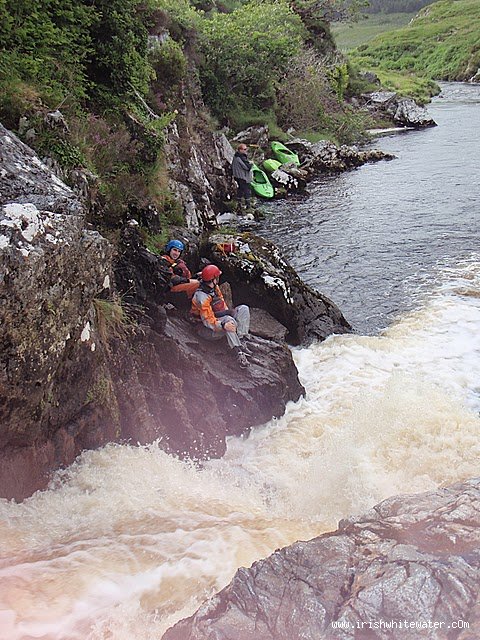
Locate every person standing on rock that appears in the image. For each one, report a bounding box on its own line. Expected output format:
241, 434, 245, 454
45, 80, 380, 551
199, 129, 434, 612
191, 264, 251, 368
231, 144, 253, 211
160, 239, 199, 298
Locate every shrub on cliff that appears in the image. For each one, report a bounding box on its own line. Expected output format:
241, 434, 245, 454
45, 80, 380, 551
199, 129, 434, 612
275, 48, 339, 132
86, 0, 154, 105
198, 0, 305, 120
149, 38, 188, 107
0, 0, 158, 123
0, 0, 95, 126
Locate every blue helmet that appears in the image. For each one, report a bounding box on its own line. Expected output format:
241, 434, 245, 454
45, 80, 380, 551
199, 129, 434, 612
165, 239, 184, 253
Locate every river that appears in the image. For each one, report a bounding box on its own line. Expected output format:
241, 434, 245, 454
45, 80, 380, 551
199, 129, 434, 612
259, 82, 480, 334
1, 83, 480, 640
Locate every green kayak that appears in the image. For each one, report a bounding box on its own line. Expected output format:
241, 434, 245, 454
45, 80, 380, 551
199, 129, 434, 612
251, 164, 274, 199
271, 141, 300, 166
262, 158, 282, 174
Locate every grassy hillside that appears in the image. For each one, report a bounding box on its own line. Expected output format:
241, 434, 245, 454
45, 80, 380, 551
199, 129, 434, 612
332, 12, 415, 51
351, 0, 480, 83
364, 0, 434, 13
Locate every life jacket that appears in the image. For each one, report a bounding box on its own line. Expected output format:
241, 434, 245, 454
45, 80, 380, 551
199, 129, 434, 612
191, 283, 228, 326
161, 254, 191, 279
194, 283, 226, 313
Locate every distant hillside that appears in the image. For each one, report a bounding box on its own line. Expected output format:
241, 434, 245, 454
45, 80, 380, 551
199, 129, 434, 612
351, 0, 480, 83
332, 12, 415, 51
365, 0, 434, 14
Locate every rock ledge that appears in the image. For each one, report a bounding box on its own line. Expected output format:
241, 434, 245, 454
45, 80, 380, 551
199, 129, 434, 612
165, 477, 480, 640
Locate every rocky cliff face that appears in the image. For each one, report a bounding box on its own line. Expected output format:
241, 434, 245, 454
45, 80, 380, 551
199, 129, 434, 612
164, 72, 235, 231
0, 124, 117, 499
0, 124, 324, 501
164, 477, 480, 640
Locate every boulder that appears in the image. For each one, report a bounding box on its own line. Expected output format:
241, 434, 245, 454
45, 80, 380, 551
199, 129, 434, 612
287, 138, 395, 176
361, 92, 437, 128
111, 314, 304, 459
113, 222, 305, 456
392, 98, 437, 128
362, 90, 398, 106
270, 168, 303, 192
164, 477, 480, 640
205, 233, 352, 345
269, 161, 308, 192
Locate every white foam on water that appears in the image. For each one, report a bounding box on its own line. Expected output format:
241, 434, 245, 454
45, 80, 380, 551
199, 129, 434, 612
1, 260, 480, 639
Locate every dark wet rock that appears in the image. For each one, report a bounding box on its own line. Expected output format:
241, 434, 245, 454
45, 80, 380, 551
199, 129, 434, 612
115, 220, 174, 305
164, 477, 480, 640
361, 92, 436, 128
250, 308, 288, 342
111, 316, 304, 459
286, 138, 395, 176
205, 233, 352, 345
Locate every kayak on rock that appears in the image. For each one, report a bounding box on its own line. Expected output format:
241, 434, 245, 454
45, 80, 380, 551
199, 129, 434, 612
263, 158, 282, 174
271, 141, 300, 166
251, 164, 275, 199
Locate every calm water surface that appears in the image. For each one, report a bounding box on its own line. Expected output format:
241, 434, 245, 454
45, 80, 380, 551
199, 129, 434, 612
259, 83, 480, 333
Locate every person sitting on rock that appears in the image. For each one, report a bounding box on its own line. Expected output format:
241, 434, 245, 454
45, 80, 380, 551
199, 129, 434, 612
191, 264, 250, 368
160, 239, 199, 298
231, 144, 253, 211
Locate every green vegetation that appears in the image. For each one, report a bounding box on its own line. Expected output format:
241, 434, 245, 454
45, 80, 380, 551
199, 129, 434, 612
0, 0, 404, 233
350, 0, 480, 97
332, 12, 416, 51
93, 296, 136, 350
198, 2, 306, 120
196, 1, 375, 142
364, 0, 434, 13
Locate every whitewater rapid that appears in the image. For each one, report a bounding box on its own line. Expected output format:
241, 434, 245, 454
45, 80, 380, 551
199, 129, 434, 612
1, 259, 480, 639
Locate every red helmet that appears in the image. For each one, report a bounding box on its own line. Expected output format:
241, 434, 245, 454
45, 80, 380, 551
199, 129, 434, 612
201, 265, 222, 282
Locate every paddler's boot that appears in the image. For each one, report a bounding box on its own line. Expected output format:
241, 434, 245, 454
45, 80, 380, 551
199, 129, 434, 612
233, 346, 249, 368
